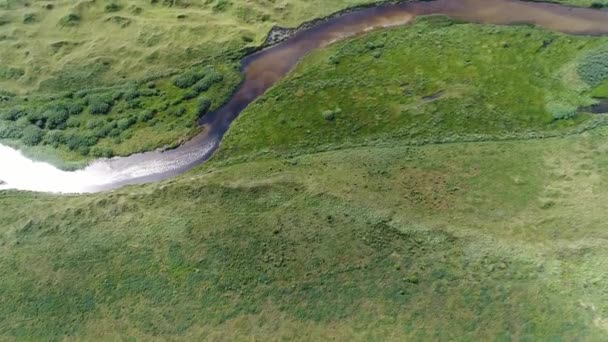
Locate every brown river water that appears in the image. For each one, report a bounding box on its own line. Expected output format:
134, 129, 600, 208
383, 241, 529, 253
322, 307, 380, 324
2, 0, 608, 193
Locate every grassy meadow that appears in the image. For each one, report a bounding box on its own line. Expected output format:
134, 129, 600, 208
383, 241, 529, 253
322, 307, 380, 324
217, 17, 608, 160
1, 1, 608, 341
2, 127, 608, 340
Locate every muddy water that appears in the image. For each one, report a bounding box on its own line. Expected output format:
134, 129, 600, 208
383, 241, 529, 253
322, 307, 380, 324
2, 0, 608, 193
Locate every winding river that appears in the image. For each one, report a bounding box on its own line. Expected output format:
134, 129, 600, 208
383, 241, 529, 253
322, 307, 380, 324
2, 0, 608, 193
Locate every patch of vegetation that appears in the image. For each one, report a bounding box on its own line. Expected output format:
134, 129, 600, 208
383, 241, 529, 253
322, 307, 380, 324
0, 62, 238, 163
2, 131, 608, 339
218, 19, 605, 159
578, 45, 608, 87
59, 13, 80, 27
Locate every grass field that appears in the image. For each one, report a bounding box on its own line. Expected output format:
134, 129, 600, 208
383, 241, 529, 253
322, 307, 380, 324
2, 128, 608, 340
217, 17, 608, 160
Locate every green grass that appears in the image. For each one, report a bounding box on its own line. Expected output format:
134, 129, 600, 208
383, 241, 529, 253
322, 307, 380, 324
217, 17, 607, 160
2, 129, 608, 339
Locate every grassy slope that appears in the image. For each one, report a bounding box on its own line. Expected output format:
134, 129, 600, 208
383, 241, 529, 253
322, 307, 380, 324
2, 130, 608, 340
1, 18, 608, 340
0, 0, 379, 94
218, 18, 607, 160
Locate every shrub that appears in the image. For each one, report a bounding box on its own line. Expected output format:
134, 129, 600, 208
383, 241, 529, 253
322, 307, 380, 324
59, 13, 80, 27
548, 102, 577, 121
192, 70, 223, 93
197, 98, 211, 115
173, 68, 207, 89
322, 108, 341, 121
578, 46, 608, 86
44, 109, 69, 129
26, 111, 46, 128
0, 107, 27, 121
212, 0, 231, 12
173, 107, 186, 117
21, 125, 44, 146
105, 3, 122, 12
173, 65, 221, 89
90, 102, 111, 115
116, 116, 137, 130
92, 125, 112, 139
124, 89, 140, 101
0, 122, 22, 139
182, 90, 198, 101
322, 110, 335, 121
86, 118, 105, 130
91, 146, 114, 158
88, 94, 115, 115
65, 102, 84, 115
64, 132, 98, 151
139, 88, 158, 97
23, 13, 37, 24
126, 98, 142, 109
139, 110, 155, 122
44, 130, 64, 147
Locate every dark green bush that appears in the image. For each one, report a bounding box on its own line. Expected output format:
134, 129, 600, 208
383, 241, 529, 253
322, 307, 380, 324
90, 102, 111, 115
91, 146, 114, 158
86, 118, 105, 130
0, 107, 27, 121
172, 107, 186, 117
139, 88, 158, 97
44, 130, 65, 147
578, 46, 608, 86
173, 66, 221, 89
124, 89, 140, 101
192, 70, 223, 93
87, 94, 115, 115
64, 132, 98, 151
59, 13, 80, 27
92, 125, 113, 139
182, 90, 198, 101
23, 13, 37, 24
44, 109, 69, 129
0, 122, 22, 139
173, 68, 207, 89
65, 102, 84, 115
21, 125, 44, 146
26, 111, 46, 128
126, 98, 142, 109
196, 98, 211, 115
105, 3, 122, 12
139, 110, 156, 122
117, 116, 137, 130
